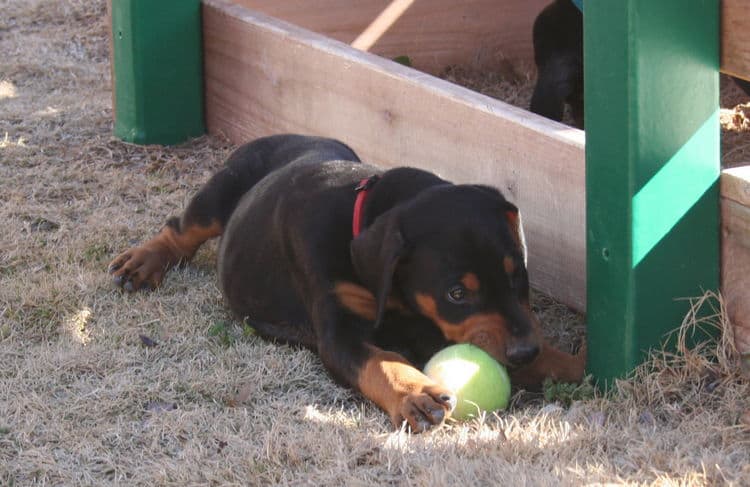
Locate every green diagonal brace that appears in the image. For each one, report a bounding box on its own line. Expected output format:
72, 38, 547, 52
584, 0, 720, 384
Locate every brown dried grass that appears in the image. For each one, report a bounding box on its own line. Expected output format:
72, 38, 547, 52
1, 1, 749, 485
720, 76, 750, 168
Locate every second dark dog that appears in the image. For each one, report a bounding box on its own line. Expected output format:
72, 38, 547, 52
530, 0, 750, 128
530, 0, 583, 128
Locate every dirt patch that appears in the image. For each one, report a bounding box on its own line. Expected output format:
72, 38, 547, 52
720, 77, 750, 168
1, 1, 749, 485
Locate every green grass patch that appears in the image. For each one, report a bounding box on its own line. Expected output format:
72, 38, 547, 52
208, 320, 257, 347
543, 375, 597, 406
208, 321, 235, 347
392, 55, 412, 67
83, 242, 111, 264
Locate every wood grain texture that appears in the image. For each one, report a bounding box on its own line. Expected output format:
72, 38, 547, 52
722, 166, 750, 207
721, 0, 750, 81
722, 196, 750, 355
229, 0, 549, 75
203, 0, 587, 310
721, 167, 750, 356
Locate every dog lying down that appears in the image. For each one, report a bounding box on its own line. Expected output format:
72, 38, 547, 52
109, 134, 586, 432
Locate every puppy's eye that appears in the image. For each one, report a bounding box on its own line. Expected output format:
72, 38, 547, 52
446, 285, 468, 304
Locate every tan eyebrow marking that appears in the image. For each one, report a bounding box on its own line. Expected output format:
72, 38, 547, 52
460, 272, 480, 292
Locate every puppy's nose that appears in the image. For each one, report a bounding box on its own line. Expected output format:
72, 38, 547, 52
506, 343, 540, 366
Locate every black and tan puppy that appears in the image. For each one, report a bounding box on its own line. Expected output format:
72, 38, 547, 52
109, 134, 585, 432
530, 0, 584, 127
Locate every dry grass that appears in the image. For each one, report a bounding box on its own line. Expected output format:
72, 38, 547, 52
2, 1, 749, 485
720, 76, 750, 168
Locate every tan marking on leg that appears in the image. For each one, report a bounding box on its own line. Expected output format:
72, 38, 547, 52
159, 220, 223, 261
357, 345, 453, 431
503, 255, 515, 276
109, 220, 223, 290
510, 342, 586, 387
358, 346, 429, 407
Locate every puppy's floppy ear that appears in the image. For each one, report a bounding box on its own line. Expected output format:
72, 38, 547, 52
350, 210, 405, 328
471, 185, 528, 265
504, 202, 528, 265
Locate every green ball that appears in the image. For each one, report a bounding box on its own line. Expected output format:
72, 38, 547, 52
423, 344, 511, 420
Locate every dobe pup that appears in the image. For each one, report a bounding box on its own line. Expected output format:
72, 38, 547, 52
109, 134, 585, 432
530, 0, 584, 127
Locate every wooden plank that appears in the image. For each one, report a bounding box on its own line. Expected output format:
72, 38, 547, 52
722, 166, 750, 207
229, 0, 549, 75
721, 167, 750, 356
722, 197, 750, 355
721, 0, 750, 81
203, 0, 587, 310
722, 167, 750, 355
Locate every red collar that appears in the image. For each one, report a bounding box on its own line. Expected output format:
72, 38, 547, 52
352, 176, 379, 237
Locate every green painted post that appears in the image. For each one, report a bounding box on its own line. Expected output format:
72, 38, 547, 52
584, 0, 720, 384
111, 0, 205, 145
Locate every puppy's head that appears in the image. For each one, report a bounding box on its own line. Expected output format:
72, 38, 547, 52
351, 184, 541, 368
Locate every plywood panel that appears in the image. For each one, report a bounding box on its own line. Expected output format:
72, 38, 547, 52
722, 197, 750, 355
229, 0, 549, 74
721, 0, 750, 81
721, 167, 750, 355
203, 0, 587, 310
722, 166, 750, 207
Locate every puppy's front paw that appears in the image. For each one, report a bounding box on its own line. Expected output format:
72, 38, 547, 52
108, 246, 171, 292
391, 385, 456, 433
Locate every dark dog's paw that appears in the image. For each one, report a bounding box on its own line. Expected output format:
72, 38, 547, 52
392, 385, 456, 433
108, 246, 169, 292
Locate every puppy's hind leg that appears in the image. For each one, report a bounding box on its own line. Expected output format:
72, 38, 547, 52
108, 136, 326, 291
108, 166, 240, 291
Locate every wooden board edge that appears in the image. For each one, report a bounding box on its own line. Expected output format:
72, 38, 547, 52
721, 197, 750, 355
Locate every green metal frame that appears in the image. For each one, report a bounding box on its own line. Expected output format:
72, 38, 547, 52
584, 0, 721, 384
111, 0, 205, 145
